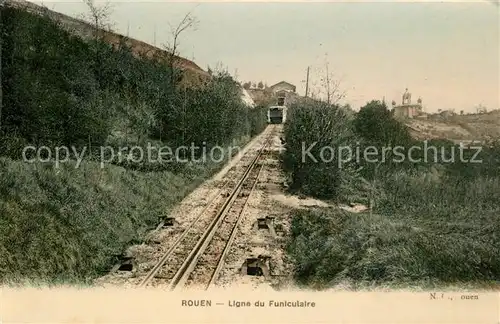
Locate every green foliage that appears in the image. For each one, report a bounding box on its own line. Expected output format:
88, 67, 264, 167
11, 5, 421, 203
285, 98, 500, 289
351, 101, 415, 179
1, 7, 110, 148
0, 7, 268, 284
353, 100, 413, 147
0, 158, 193, 283
1, 7, 265, 158
282, 99, 363, 200
250, 104, 269, 137
288, 198, 500, 289
152, 71, 248, 149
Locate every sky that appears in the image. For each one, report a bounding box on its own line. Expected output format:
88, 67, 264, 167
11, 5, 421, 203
30, 0, 499, 112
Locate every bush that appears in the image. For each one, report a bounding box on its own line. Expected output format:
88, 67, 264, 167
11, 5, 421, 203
353, 100, 413, 147
250, 105, 268, 137
1, 7, 110, 149
282, 99, 363, 200
1, 7, 266, 164
285, 98, 500, 290
351, 100, 416, 179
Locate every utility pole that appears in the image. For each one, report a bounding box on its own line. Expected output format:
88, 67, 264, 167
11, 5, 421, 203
127, 21, 130, 37
305, 66, 310, 97
325, 62, 331, 104
153, 24, 156, 46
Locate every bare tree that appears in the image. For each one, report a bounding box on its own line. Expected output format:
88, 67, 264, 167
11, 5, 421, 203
318, 58, 346, 105
308, 55, 346, 105
162, 9, 199, 84
81, 0, 114, 38
81, 0, 114, 86
160, 9, 199, 148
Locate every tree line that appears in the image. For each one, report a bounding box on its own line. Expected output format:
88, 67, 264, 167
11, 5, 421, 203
0, 5, 267, 170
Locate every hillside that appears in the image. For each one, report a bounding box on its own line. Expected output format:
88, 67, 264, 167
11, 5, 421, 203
4, 0, 210, 87
404, 110, 500, 144
0, 3, 268, 285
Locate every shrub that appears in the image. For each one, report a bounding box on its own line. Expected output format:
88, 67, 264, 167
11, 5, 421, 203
1, 7, 266, 165
282, 99, 362, 200
1, 7, 110, 149
286, 98, 500, 290
353, 100, 413, 147
153, 71, 250, 149
250, 105, 268, 137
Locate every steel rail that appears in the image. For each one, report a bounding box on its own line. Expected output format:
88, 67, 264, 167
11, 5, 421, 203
138, 126, 275, 288
168, 131, 273, 290
205, 160, 266, 290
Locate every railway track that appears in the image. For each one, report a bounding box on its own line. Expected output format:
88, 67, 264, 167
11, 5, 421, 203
138, 125, 276, 290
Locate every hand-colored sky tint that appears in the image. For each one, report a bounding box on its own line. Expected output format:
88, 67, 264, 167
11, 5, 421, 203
32, 1, 499, 112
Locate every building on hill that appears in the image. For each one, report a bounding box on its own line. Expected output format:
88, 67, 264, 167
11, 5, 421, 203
5, 0, 211, 88
269, 81, 296, 94
391, 88, 425, 119
246, 80, 300, 107
476, 105, 488, 114
269, 81, 297, 107
275, 89, 299, 107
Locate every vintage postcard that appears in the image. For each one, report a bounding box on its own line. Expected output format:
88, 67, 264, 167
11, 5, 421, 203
0, 0, 499, 323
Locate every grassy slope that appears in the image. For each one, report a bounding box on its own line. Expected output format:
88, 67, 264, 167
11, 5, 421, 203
406, 110, 500, 142
0, 135, 257, 285
288, 174, 500, 290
